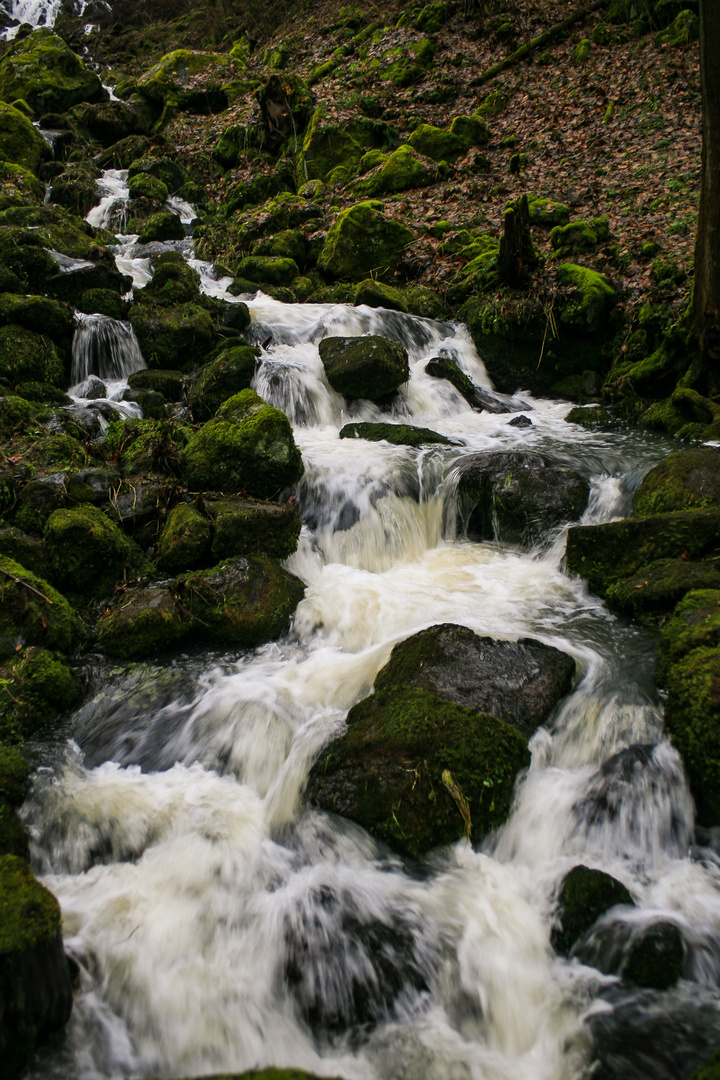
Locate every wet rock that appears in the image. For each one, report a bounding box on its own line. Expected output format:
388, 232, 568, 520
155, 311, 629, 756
14, 473, 78, 536
188, 345, 260, 420
207, 497, 302, 562
44, 504, 152, 599
96, 584, 191, 659
307, 685, 530, 859
74, 375, 106, 400
105, 481, 169, 546
319, 336, 409, 401
374, 624, 575, 738
508, 414, 532, 427
633, 448, 720, 517
339, 421, 455, 447
551, 865, 634, 957
0, 528, 49, 579
664, 646, 720, 826
121, 387, 166, 419
127, 369, 184, 402
656, 589, 720, 686
129, 301, 217, 371
565, 509, 720, 600
580, 919, 685, 990
353, 279, 408, 313
456, 451, 590, 546
0, 854, 73, 1077
424, 355, 516, 413
157, 503, 211, 573
181, 389, 304, 499
72, 468, 120, 504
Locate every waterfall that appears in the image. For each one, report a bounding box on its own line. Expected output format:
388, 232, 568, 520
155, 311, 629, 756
71, 313, 145, 384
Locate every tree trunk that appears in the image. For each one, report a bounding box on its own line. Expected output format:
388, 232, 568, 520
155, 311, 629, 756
694, 0, 720, 376
498, 195, 537, 288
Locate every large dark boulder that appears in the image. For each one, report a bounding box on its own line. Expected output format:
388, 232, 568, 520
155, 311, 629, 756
319, 335, 409, 401
575, 916, 685, 990
633, 448, 720, 517
0, 29, 103, 115
188, 345, 259, 420
207, 497, 302, 562
307, 685, 530, 859
374, 624, 575, 738
456, 451, 590, 546
551, 864, 634, 957
0, 855, 73, 1077
43, 504, 151, 599
339, 421, 455, 447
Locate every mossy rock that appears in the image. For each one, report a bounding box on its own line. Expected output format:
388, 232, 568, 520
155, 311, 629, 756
236, 256, 299, 287
299, 110, 376, 184
96, 584, 191, 659
557, 263, 617, 333
127, 154, 185, 195
128, 171, 168, 204
606, 557, 720, 623
0, 746, 29, 806
339, 422, 454, 447
181, 389, 304, 498
406, 123, 467, 163
129, 302, 217, 371
687, 1049, 720, 1080
656, 589, 720, 686
0, 103, 49, 173
374, 624, 575, 739
565, 509, 720, 598
665, 646, 720, 825
157, 503, 211, 573
0, 555, 78, 660
456, 451, 590, 547
527, 195, 570, 228
136, 48, 227, 106
0, 29, 103, 115
474, 90, 507, 118
656, 9, 699, 46
565, 405, 613, 427
207, 497, 302, 562
127, 368, 183, 401
129, 211, 185, 245
0, 854, 73, 1076
68, 99, 154, 147
551, 220, 598, 255
181, 555, 305, 648
307, 686, 530, 860
633, 449, 720, 517
317, 201, 413, 282
355, 144, 440, 197
112, 418, 191, 477
318, 335, 409, 400
0, 159, 44, 210
44, 504, 152, 599
253, 229, 307, 265
551, 865, 634, 956
143, 256, 200, 306
0, 395, 36, 433
188, 346, 258, 421
353, 279, 408, 313
0, 325, 63, 387
572, 38, 593, 63
0, 293, 74, 341
4, 646, 81, 734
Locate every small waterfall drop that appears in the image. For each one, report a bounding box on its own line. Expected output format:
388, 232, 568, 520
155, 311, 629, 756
71, 313, 145, 384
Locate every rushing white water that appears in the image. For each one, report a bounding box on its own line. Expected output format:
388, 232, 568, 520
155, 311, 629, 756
71, 312, 145, 383
22, 173, 720, 1080
3, 0, 62, 36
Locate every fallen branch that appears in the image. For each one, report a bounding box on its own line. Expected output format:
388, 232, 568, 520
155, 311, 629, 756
0, 566, 53, 604
475, 0, 609, 85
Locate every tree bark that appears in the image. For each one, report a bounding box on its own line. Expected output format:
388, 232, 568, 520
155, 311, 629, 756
694, 0, 720, 374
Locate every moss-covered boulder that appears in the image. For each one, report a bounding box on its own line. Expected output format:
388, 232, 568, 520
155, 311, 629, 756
339, 422, 455, 447
136, 48, 229, 115
565, 509, 720, 599
406, 123, 467, 163
96, 584, 190, 659
182, 555, 305, 647
621, 922, 685, 989
527, 195, 570, 228
0, 746, 28, 809
664, 646, 720, 826
2, 647, 81, 735
319, 335, 409, 400
0, 854, 73, 1075
156, 504, 211, 573
374, 624, 575, 738
605, 557, 720, 624
128, 171, 168, 204
69, 99, 154, 147
557, 263, 617, 333
207, 497, 302, 562
143, 256, 200, 306
127, 368, 184, 401
181, 389, 304, 498
0, 325, 63, 387
44, 505, 151, 599
0, 293, 74, 342
633, 449, 720, 517
425, 356, 511, 412
307, 685, 530, 859
0, 103, 48, 173
236, 255, 299, 287
355, 144, 440, 197
130, 211, 185, 245
188, 346, 260, 421
353, 279, 408, 313
129, 301, 217, 371
317, 202, 413, 282
551, 865, 634, 956
456, 451, 590, 546
298, 110, 389, 184
656, 589, 720, 685
0, 555, 78, 660
0, 29, 103, 115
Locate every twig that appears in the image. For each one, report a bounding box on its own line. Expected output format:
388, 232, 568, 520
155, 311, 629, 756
0, 567, 53, 604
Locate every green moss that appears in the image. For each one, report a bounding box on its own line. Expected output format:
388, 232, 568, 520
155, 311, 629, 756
44, 504, 151, 599
565, 406, 612, 426
128, 172, 168, 203
137, 48, 226, 103
557, 263, 617, 332
551, 865, 633, 956
656, 590, 720, 686
208, 497, 302, 562
129, 302, 216, 371
97, 584, 189, 659
572, 38, 592, 63
157, 504, 211, 573
0, 396, 35, 432
353, 279, 408, 312
127, 369, 184, 401
129, 211, 185, 245
0, 325, 63, 387
189, 346, 259, 420
0, 103, 48, 174
665, 646, 720, 825
6, 647, 81, 732
606, 557, 720, 624
358, 149, 388, 174
339, 422, 455, 447
0, 746, 29, 807
527, 195, 570, 228
687, 1049, 720, 1080
236, 256, 299, 286
299, 110, 382, 184
0, 29, 102, 115
143, 257, 200, 306
656, 10, 699, 46
551, 220, 598, 253
308, 686, 530, 859
0, 293, 74, 340
0, 555, 78, 659
181, 389, 304, 498
406, 123, 466, 163
634, 449, 720, 517
474, 91, 507, 118
0, 854, 61, 954
317, 201, 413, 282
355, 144, 440, 197
319, 335, 409, 400
253, 229, 307, 264
449, 114, 490, 147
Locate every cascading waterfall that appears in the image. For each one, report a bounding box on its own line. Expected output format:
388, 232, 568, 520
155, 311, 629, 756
20, 166, 720, 1080
71, 312, 145, 384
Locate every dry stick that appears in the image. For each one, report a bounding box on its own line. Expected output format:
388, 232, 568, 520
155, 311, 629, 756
0, 566, 53, 604
475, 0, 609, 85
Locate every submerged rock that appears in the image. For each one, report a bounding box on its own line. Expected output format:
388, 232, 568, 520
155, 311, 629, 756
551, 865, 634, 957
307, 685, 530, 859
319, 335, 409, 401
425, 355, 515, 413
576, 917, 685, 990
0, 855, 73, 1077
456, 450, 590, 546
374, 624, 575, 738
